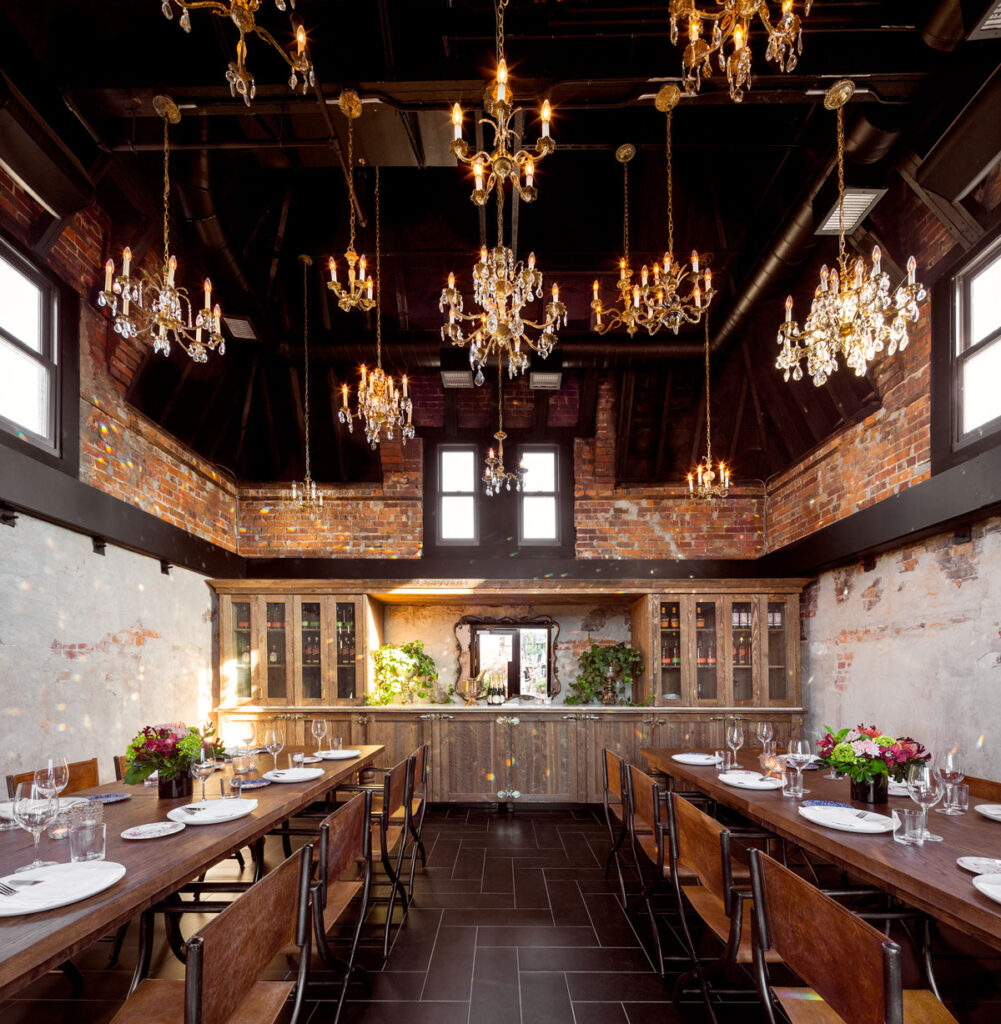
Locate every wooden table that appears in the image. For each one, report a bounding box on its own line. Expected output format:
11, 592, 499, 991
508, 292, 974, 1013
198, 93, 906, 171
641, 747, 1001, 952
0, 745, 383, 999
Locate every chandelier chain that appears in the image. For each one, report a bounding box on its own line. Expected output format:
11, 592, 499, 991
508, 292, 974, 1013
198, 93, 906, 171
496, 185, 505, 247
496, 0, 508, 64
666, 109, 674, 256
622, 160, 630, 265
497, 358, 504, 435
347, 116, 356, 251
375, 166, 382, 368
302, 256, 311, 483
703, 314, 712, 468
836, 104, 846, 262
162, 117, 171, 270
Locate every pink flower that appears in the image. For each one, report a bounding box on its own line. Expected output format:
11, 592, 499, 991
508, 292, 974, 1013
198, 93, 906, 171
851, 738, 880, 758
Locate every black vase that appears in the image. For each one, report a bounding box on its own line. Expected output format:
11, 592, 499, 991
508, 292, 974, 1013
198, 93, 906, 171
157, 772, 193, 800
850, 775, 888, 805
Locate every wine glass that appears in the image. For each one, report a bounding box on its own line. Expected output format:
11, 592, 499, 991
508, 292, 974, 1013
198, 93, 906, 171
264, 726, 285, 774
12, 783, 56, 873
935, 748, 964, 815
190, 745, 217, 804
311, 719, 328, 756
726, 721, 745, 768
786, 738, 813, 796
34, 757, 69, 812
907, 763, 944, 841
755, 721, 774, 753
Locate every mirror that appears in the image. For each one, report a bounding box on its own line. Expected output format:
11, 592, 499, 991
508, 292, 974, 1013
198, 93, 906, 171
453, 615, 560, 701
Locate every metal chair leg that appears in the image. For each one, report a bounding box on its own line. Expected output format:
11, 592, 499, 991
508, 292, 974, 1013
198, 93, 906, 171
128, 908, 156, 995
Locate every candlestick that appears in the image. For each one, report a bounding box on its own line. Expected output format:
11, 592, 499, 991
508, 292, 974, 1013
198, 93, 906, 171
541, 99, 551, 137
122, 247, 131, 277
452, 103, 463, 141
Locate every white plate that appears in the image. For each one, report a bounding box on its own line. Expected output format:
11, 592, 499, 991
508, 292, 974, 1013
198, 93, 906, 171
958, 857, 1001, 875
300, 756, 322, 764
718, 772, 784, 791
165, 798, 258, 825
798, 804, 894, 834
887, 781, 910, 796
972, 873, 1001, 906
317, 750, 362, 761
122, 821, 187, 841
0, 796, 88, 821
974, 804, 1001, 822
671, 753, 720, 766
263, 767, 327, 782
0, 862, 126, 917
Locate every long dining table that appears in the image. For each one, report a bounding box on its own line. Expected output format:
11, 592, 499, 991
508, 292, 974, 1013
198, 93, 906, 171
0, 744, 383, 1000
640, 747, 1001, 953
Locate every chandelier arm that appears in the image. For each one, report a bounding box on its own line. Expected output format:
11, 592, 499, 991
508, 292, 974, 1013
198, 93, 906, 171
172, 1, 230, 14
250, 24, 309, 71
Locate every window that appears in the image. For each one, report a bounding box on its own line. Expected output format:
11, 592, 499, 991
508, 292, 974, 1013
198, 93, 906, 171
437, 445, 478, 543
0, 238, 60, 453
518, 445, 559, 544
956, 234, 1001, 442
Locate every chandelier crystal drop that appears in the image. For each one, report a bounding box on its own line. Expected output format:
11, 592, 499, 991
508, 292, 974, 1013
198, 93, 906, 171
338, 168, 415, 450
483, 363, 526, 497
327, 91, 376, 314
449, 0, 554, 206
288, 254, 325, 512
592, 87, 714, 336
689, 314, 731, 500
669, 0, 812, 103
160, 0, 314, 106
440, 189, 566, 384
776, 80, 927, 387
97, 97, 223, 364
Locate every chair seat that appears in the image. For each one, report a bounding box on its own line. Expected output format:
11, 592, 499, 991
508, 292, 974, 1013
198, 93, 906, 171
372, 822, 405, 857
606, 799, 623, 824
773, 986, 958, 1023
681, 886, 781, 965
110, 977, 295, 1024
370, 794, 423, 819
322, 879, 364, 933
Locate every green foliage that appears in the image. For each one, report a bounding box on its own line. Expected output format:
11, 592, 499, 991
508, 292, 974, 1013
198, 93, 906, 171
367, 641, 440, 705
566, 641, 644, 706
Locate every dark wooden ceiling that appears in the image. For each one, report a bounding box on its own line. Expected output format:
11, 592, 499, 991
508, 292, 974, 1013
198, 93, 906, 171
1, 1, 998, 485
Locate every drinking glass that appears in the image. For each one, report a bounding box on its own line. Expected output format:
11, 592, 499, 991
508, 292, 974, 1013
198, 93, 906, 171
907, 763, 944, 841
945, 783, 969, 814
331, 736, 343, 752
190, 745, 217, 804
264, 727, 285, 774
755, 721, 774, 752
34, 757, 69, 811
934, 748, 964, 814
786, 738, 813, 795
12, 783, 57, 873
726, 721, 744, 767
311, 719, 328, 755
69, 822, 106, 862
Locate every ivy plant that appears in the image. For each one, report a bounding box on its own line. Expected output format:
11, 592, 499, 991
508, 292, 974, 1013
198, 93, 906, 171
565, 641, 644, 706
367, 641, 440, 705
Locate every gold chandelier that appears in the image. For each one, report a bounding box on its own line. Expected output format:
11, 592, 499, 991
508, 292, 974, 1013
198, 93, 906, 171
97, 96, 224, 364
440, 190, 566, 385
161, 0, 314, 106
339, 169, 415, 450
592, 86, 714, 336
776, 80, 926, 387
483, 362, 525, 496
327, 90, 376, 314
449, 0, 554, 206
288, 254, 324, 512
689, 314, 731, 499
669, 1, 811, 102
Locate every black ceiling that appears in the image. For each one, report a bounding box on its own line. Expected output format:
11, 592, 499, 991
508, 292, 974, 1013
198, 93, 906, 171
1, 1, 999, 485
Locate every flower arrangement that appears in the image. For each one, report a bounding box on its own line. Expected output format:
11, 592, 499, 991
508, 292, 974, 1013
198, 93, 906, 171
817, 724, 930, 783
123, 723, 205, 784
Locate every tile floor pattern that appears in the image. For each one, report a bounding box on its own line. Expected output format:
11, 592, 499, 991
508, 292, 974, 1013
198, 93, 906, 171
2, 805, 999, 1023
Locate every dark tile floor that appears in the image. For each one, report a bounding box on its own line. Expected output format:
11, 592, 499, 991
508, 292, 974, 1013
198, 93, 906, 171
2, 806, 999, 1023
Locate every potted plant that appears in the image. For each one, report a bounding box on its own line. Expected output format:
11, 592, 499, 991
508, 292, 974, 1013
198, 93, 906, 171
123, 723, 206, 799
566, 641, 644, 706
367, 641, 440, 705
816, 724, 930, 804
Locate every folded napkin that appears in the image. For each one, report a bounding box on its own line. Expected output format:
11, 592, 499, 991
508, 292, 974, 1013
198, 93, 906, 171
0, 862, 124, 915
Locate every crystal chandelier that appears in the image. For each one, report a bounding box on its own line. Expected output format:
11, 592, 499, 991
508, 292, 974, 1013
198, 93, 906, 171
592, 86, 714, 336
97, 96, 224, 364
327, 91, 376, 314
288, 254, 325, 512
669, 1, 811, 102
776, 80, 927, 387
689, 314, 731, 499
483, 362, 525, 496
440, 191, 566, 384
338, 169, 415, 450
449, 0, 554, 206
160, 0, 314, 106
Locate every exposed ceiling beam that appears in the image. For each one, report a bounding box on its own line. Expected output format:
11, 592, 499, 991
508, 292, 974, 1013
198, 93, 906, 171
653, 369, 673, 480
728, 374, 748, 467
234, 356, 259, 468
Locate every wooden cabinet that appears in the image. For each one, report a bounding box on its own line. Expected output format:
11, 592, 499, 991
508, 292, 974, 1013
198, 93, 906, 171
506, 714, 578, 803
433, 713, 502, 802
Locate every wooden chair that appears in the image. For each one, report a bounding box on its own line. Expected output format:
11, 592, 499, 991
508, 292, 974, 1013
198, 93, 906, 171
405, 743, 430, 894
7, 756, 99, 796
602, 747, 632, 908
311, 790, 373, 1024
748, 849, 958, 1024
113, 755, 130, 782
116, 844, 313, 1024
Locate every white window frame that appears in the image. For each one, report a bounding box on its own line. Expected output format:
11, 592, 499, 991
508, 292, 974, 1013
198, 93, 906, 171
437, 443, 479, 545
517, 443, 560, 546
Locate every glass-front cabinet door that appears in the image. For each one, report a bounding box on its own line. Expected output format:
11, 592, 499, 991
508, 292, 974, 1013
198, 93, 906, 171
729, 598, 756, 705
294, 597, 326, 703
658, 601, 683, 702
691, 597, 722, 705
765, 596, 798, 706
221, 597, 257, 705
334, 599, 360, 701
258, 597, 291, 705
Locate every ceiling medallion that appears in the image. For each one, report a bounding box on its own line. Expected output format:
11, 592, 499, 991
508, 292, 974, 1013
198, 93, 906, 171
327, 90, 376, 314
160, 0, 314, 106
339, 169, 415, 450
689, 314, 731, 500
288, 255, 325, 512
449, 0, 554, 206
592, 86, 714, 336
97, 96, 224, 363
669, 0, 812, 102
483, 362, 526, 497
440, 190, 566, 384
776, 80, 927, 387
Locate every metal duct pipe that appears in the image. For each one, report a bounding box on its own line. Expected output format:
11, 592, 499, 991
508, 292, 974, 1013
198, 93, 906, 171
921, 0, 966, 51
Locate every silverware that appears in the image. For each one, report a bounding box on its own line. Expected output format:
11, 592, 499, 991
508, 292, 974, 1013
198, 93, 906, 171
6, 878, 42, 886
0, 882, 16, 896
183, 806, 207, 814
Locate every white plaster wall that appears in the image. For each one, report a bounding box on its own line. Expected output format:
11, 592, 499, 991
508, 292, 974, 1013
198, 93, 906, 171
0, 513, 214, 784
802, 516, 1001, 780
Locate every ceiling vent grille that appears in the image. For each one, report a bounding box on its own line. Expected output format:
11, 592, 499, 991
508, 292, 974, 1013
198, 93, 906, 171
222, 315, 259, 341
529, 371, 563, 390
440, 369, 474, 389
969, 1, 1001, 39
815, 187, 887, 235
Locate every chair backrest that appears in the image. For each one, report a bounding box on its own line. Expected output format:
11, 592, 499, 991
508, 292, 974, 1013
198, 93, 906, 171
184, 844, 312, 1024
7, 757, 100, 797
603, 748, 626, 803
113, 755, 130, 782
382, 756, 411, 823
411, 743, 430, 803
318, 790, 371, 890
965, 774, 1001, 802
749, 850, 903, 1024
667, 793, 729, 904
627, 764, 660, 836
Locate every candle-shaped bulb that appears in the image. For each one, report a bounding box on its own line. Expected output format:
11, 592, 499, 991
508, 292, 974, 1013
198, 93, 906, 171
872, 245, 881, 275
407, 402, 412, 424
448, 271, 456, 290
619, 257, 626, 280
653, 262, 661, 282
854, 259, 864, 287
641, 265, 648, 286
203, 277, 212, 309
296, 24, 305, 55
694, 283, 701, 308
664, 252, 672, 273
528, 252, 536, 270
452, 103, 462, 140
689, 14, 701, 41
704, 269, 712, 292
342, 383, 348, 408
360, 364, 367, 387
734, 23, 745, 49
104, 259, 114, 291
541, 99, 551, 137
473, 160, 484, 190
328, 257, 337, 283
633, 285, 640, 309
820, 264, 829, 292
907, 255, 916, 285
496, 59, 508, 103
830, 268, 839, 293
122, 247, 132, 276
212, 303, 221, 325
367, 277, 374, 299
785, 295, 793, 323
592, 279, 599, 301
359, 256, 366, 281
525, 158, 534, 187
167, 254, 177, 285
691, 250, 699, 274
551, 283, 559, 303
688, 473, 694, 494
402, 374, 408, 397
